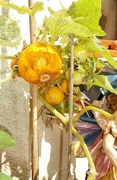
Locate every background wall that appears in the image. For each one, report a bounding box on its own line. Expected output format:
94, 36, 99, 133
0, 0, 88, 180
100, 0, 117, 39
0, 0, 31, 179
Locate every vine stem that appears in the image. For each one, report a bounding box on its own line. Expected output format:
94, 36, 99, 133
0, 55, 18, 59
0, 72, 16, 84
73, 106, 113, 121
72, 126, 97, 180
38, 93, 97, 180
67, 33, 74, 179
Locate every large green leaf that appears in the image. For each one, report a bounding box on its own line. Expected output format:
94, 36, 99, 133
0, 173, 12, 180
92, 74, 117, 95
45, 10, 92, 41
0, 16, 21, 47
0, 1, 44, 16
67, 0, 105, 36
84, 37, 117, 69
0, 129, 16, 149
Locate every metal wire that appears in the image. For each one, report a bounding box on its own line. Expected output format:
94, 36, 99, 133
67, 34, 74, 180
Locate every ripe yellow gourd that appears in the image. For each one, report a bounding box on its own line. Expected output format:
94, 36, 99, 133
18, 43, 62, 86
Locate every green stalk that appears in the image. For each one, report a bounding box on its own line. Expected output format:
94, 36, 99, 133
0, 72, 16, 84
38, 93, 97, 179
72, 126, 97, 180
0, 55, 18, 59
73, 106, 113, 121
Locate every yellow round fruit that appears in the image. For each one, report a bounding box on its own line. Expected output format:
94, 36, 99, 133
18, 43, 62, 86
61, 78, 70, 93
44, 86, 65, 105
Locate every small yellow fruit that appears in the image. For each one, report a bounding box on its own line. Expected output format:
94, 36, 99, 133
61, 78, 70, 93
44, 86, 64, 105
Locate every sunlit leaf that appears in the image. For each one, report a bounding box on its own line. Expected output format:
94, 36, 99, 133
0, 1, 44, 16
0, 0, 31, 14
47, 7, 55, 15
45, 10, 92, 41
0, 129, 16, 149
67, 0, 105, 36
0, 16, 21, 47
84, 37, 117, 69
0, 173, 12, 180
31, 2, 44, 16
92, 74, 117, 95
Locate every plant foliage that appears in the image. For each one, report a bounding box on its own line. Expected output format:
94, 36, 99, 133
0, 15, 21, 47
0, 0, 117, 179
0, 173, 12, 180
0, 129, 16, 149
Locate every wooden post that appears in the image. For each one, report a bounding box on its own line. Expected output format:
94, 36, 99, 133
58, 129, 64, 180
28, 0, 39, 179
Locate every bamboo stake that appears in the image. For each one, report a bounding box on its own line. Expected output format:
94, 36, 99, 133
67, 34, 74, 180
58, 129, 64, 180
28, 0, 39, 179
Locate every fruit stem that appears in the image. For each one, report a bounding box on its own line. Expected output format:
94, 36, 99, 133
73, 105, 113, 121
38, 93, 69, 127
40, 74, 51, 82
38, 93, 97, 179
0, 55, 18, 59
0, 72, 16, 84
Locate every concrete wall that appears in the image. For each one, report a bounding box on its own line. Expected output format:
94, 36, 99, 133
0, 0, 88, 180
0, 1, 31, 179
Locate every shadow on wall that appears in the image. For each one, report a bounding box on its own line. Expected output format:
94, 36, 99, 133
0, 72, 30, 178
0, 44, 30, 179
0, 152, 30, 180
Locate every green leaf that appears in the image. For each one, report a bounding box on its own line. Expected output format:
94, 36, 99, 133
85, 37, 117, 69
0, 1, 32, 15
31, 2, 44, 16
0, 16, 21, 47
0, 129, 16, 149
0, 1, 44, 16
47, 7, 55, 15
67, 0, 105, 36
0, 173, 12, 180
45, 10, 92, 41
93, 74, 117, 95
